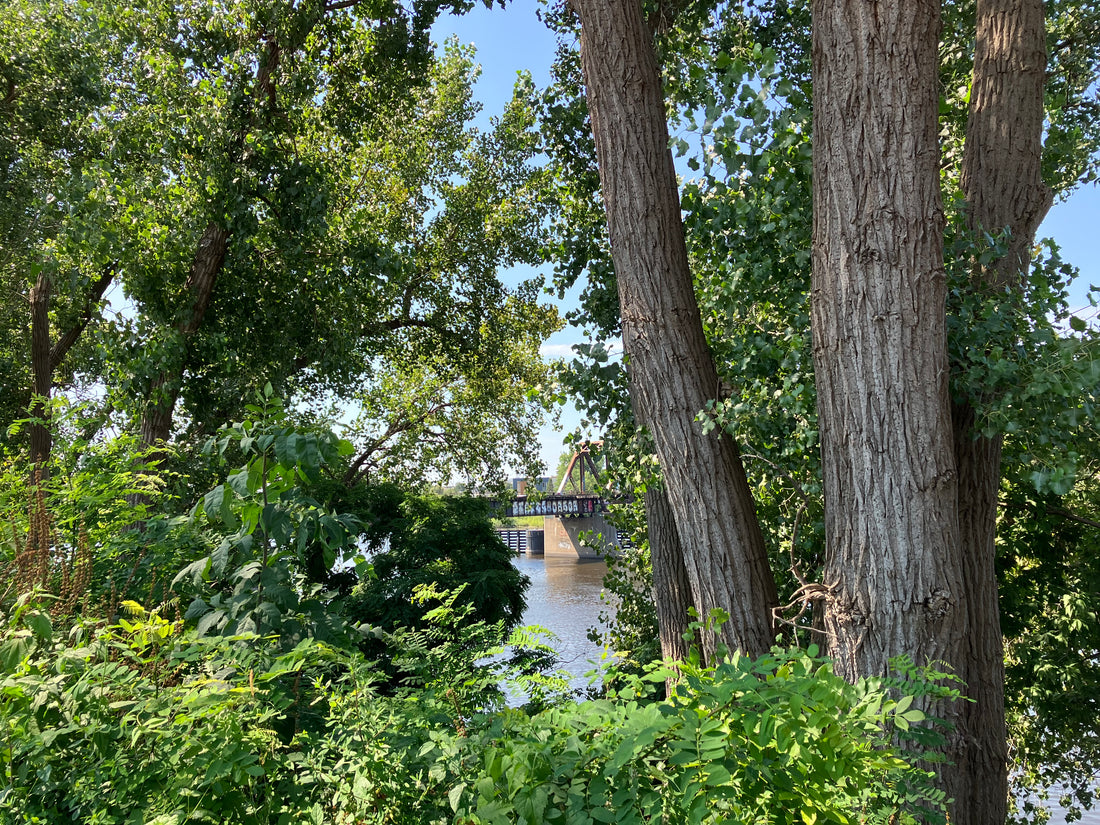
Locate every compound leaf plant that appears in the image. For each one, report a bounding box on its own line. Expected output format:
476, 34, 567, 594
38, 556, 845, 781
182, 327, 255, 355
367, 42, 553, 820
174, 385, 361, 646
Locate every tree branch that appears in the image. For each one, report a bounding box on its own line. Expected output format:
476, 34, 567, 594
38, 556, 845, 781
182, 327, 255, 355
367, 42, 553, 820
1046, 505, 1100, 531
361, 315, 440, 336
49, 264, 116, 371
343, 399, 456, 486
1, 74, 15, 108
0, 58, 16, 108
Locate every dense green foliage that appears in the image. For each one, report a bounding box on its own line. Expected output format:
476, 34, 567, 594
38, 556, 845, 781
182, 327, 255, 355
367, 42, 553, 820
1, 0, 559, 492
1, 405, 201, 607
172, 389, 362, 647
0, 586, 956, 824
3, 0, 1100, 821
999, 468, 1100, 821
343, 487, 527, 637
539, 3, 1100, 819
0, 392, 956, 824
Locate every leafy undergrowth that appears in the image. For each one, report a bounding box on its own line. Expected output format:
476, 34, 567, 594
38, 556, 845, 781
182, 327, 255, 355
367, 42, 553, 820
0, 594, 953, 825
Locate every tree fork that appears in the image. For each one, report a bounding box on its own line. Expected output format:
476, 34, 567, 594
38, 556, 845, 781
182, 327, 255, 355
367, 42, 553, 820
572, 0, 778, 659
28, 265, 117, 475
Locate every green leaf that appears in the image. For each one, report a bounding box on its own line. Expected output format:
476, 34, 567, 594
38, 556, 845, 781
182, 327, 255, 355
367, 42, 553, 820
25, 611, 52, 642
227, 469, 251, 497
203, 486, 227, 524
449, 782, 466, 812
196, 609, 225, 636
211, 537, 234, 576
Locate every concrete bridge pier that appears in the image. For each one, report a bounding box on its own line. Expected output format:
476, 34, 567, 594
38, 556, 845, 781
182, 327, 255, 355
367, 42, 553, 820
543, 513, 620, 559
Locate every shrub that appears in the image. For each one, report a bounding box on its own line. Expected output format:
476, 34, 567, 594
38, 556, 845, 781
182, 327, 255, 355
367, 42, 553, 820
1, 593, 954, 825
0, 600, 342, 823
342, 487, 528, 644
449, 646, 954, 825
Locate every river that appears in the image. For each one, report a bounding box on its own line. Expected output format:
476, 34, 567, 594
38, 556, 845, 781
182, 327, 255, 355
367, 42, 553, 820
512, 555, 614, 691
512, 554, 1098, 824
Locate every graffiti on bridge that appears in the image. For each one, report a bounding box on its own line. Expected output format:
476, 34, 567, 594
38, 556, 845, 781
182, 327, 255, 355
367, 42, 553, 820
505, 496, 604, 518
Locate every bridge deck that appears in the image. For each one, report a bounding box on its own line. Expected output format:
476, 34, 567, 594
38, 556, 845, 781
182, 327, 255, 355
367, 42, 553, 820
500, 494, 604, 519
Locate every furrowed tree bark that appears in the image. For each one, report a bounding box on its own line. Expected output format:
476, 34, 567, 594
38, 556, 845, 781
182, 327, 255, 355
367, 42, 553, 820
645, 485, 692, 668
572, 0, 778, 660
950, 1, 1052, 821
811, 0, 965, 714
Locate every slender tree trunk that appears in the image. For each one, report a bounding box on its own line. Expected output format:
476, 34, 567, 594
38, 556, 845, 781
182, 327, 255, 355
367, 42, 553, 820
951, 405, 1008, 823
27, 265, 115, 473
811, 0, 965, 687
950, 2, 1052, 821
573, 0, 778, 660
25, 265, 115, 559
645, 486, 692, 666
29, 273, 52, 473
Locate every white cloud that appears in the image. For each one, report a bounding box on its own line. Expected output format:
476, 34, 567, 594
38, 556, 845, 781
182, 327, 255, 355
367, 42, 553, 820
539, 338, 624, 360
539, 342, 579, 359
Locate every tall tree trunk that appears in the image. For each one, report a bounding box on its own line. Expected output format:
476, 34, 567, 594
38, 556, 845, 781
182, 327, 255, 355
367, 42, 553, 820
950, 2, 1052, 821
136, 30, 276, 450
26, 265, 115, 560
961, 0, 1051, 291
572, 0, 778, 660
137, 222, 228, 448
811, 0, 965, 690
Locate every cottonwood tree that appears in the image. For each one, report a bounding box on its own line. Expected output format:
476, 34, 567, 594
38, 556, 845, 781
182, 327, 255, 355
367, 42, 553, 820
810, 0, 974, 810
539, 5, 818, 667
121, 0, 452, 452
984, 11, 1100, 816
811, 0, 964, 690
811, 0, 966, 700
568, 0, 778, 660
546, 0, 1098, 817
38, 0, 531, 460
812, 0, 1100, 819
2, 0, 559, 503
0, 0, 154, 475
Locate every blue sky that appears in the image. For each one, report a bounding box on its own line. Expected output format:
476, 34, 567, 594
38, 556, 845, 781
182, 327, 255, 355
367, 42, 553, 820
431, 3, 1100, 473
